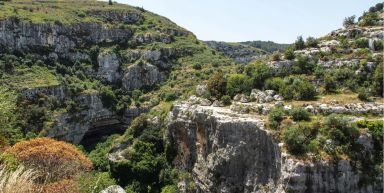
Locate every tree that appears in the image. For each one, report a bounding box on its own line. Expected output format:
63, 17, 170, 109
294, 36, 305, 50
305, 37, 319, 48
244, 62, 271, 89
207, 73, 227, 98
109, 0, 113, 5
343, 15, 356, 28
226, 74, 252, 97
5, 138, 93, 182
284, 47, 295, 60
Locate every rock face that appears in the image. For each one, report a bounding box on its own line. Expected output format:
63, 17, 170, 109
122, 62, 166, 90
100, 185, 127, 193
0, 19, 132, 60
166, 102, 280, 193
47, 93, 115, 143
97, 52, 121, 83
166, 102, 382, 193
205, 41, 267, 64
279, 157, 381, 193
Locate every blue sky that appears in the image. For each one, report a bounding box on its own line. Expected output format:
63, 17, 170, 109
115, 0, 381, 43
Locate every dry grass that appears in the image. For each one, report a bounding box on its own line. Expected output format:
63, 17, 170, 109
0, 165, 39, 193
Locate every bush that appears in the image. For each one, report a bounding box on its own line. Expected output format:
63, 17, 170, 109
207, 73, 227, 98
357, 88, 371, 101
226, 74, 252, 97
306, 37, 319, 48
294, 36, 305, 50
192, 63, 202, 70
283, 126, 307, 155
161, 185, 178, 193
76, 172, 116, 193
221, 95, 231, 106
359, 12, 380, 26
355, 38, 369, 48
280, 76, 317, 100
372, 64, 383, 97
268, 108, 285, 129
325, 114, 359, 144
289, 108, 311, 121
100, 86, 117, 109
88, 135, 119, 171
264, 77, 284, 91
343, 15, 356, 28
284, 47, 295, 60
5, 138, 93, 182
244, 62, 271, 88
43, 179, 80, 193
324, 74, 337, 93
128, 114, 148, 138
271, 52, 280, 61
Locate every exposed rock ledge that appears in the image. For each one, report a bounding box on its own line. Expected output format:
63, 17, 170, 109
166, 101, 382, 193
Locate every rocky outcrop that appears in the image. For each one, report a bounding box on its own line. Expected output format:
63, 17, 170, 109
97, 52, 121, 83
205, 41, 267, 64
278, 156, 382, 193
100, 185, 127, 193
0, 19, 132, 60
47, 93, 115, 143
21, 85, 65, 100
166, 101, 382, 193
166, 102, 280, 193
122, 62, 166, 90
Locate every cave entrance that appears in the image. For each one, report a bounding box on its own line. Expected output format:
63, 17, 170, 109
80, 118, 127, 151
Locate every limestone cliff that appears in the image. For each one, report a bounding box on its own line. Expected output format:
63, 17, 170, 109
166, 100, 382, 193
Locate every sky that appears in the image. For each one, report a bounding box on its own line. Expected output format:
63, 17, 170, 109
114, 0, 382, 44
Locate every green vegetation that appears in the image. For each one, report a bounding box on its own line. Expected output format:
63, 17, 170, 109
242, 40, 290, 53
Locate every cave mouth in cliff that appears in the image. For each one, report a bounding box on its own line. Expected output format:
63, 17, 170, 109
80, 119, 127, 151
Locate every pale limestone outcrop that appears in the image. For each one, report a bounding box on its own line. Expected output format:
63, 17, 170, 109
165, 101, 382, 193
97, 52, 121, 83
122, 63, 166, 90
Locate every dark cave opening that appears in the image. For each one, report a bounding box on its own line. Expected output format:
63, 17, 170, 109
80, 118, 127, 151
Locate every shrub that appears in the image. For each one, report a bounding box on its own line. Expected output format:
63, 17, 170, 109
284, 47, 295, 60
221, 95, 231, 106
5, 138, 93, 182
244, 62, 271, 88
100, 86, 117, 109
306, 37, 319, 48
226, 74, 252, 97
43, 179, 80, 193
343, 15, 356, 28
161, 185, 178, 193
280, 76, 317, 100
127, 114, 148, 138
192, 63, 202, 70
357, 88, 371, 101
355, 38, 369, 48
207, 73, 227, 98
372, 64, 383, 97
359, 12, 380, 26
289, 108, 311, 121
268, 108, 285, 129
76, 172, 116, 193
325, 115, 359, 144
164, 92, 178, 102
88, 135, 119, 171
271, 52, 281, 61
324, 74, 337, 93
264, 77, 284, 91
283, 126, 307, 155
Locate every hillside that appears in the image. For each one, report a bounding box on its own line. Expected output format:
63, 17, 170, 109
205, 40, 289, 64
0, 1, 382, 193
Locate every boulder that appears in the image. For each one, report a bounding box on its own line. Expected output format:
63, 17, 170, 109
100, 185, 126, 193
